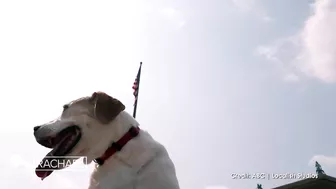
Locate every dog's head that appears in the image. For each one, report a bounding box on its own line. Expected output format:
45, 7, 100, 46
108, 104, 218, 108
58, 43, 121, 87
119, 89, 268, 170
33, 92, 125, 179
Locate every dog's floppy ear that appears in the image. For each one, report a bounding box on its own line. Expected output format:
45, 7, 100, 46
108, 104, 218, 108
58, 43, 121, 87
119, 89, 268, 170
90, 92, 125, 124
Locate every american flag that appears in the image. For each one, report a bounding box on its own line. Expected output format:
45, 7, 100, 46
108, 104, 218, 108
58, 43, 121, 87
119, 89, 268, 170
132, 62, 142, 106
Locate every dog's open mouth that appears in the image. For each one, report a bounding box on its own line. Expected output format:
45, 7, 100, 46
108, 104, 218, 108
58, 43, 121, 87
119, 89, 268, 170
35, 125, 81, 180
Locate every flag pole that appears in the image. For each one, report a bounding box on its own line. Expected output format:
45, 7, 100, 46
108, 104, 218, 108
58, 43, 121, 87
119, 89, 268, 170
133, 62, 142, 118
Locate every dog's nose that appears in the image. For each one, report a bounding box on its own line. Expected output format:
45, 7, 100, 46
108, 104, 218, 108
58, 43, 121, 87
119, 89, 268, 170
34, 126, 41, 132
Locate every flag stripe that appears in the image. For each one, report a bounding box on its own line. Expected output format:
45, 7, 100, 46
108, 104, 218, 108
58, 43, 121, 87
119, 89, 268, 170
132, 63, 142, 106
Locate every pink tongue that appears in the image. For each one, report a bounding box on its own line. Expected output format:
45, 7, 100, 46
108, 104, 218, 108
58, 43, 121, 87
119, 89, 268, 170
35, 169, 53, 180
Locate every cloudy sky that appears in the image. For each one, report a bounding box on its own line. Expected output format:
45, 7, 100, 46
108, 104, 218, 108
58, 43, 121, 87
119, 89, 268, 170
1, 0, 336, 188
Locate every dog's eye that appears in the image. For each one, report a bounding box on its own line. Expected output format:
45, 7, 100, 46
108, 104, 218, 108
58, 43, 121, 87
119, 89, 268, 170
63, 104, 69, 111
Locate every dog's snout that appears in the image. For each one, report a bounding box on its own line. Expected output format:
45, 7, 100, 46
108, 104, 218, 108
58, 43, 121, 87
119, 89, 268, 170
34, 126, 41, 132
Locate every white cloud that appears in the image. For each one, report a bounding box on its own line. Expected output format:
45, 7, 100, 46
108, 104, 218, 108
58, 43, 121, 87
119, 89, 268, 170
284, 73, 300, 82
256, 36, 302, 82
309, 154, 336, 167
160, 7, 186, 28
138, 3, 186, 29
231, 0, 273, 22
206, 185, 230, 189
257, 0, 336, 83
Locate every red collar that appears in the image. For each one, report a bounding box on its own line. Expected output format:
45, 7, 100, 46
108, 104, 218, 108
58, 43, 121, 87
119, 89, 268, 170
94, 126, 140, 165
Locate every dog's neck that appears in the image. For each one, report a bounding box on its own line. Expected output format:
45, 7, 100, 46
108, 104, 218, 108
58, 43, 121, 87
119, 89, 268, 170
107, 111, 139, 141
88, 112, 164, 188
88, 111, 141, 164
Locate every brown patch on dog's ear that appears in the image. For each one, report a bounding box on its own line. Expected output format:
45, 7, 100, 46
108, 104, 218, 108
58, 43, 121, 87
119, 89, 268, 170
90, 92, 125, 124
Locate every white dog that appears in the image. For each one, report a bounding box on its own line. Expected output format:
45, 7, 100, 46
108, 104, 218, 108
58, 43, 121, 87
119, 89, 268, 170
33, 92, 180, 189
